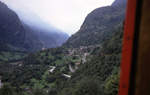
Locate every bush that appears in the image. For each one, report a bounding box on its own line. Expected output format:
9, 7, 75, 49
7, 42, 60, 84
104, 71, 120, 95
32, 88, 47, 95
73, 78, 103, 95
0, 84, 15, 95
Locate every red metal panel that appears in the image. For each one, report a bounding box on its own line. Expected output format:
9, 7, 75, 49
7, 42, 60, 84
118, 0, 137, 95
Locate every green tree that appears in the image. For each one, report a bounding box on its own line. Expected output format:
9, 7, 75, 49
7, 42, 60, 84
32, 88, 47, 95
73, 78, 103, 95
0, 84, 15, 95
104, 71, 120, 95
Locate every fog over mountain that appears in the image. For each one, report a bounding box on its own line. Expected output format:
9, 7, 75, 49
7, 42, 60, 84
0, 1, 69, 52
112, 0, 127, 6
14, 9, 63, 34
0, 0, 127, 95
64, 0, 126, 47
0, 0, 115, 35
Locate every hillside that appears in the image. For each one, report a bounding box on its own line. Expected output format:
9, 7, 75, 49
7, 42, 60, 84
0, 1, 26, 50
64, 1, 126, 48
0, 1, 69, 62
0, 24, 123, 95
60, 25, 124, 95
0, 1, 29, 62
23, 24, 69, 51
0, 0, 126, 95
0, 1, 69, 52
112, 0, 127, 6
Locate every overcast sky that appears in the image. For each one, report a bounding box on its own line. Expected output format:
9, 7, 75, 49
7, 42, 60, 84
1, 0, 115, 35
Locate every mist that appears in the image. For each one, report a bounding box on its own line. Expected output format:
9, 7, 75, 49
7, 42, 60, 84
0, 0, 115, 35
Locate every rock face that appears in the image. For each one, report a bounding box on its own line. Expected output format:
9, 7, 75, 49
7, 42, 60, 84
64, 0, 127, 48
112, 0, 127, 6
0, 1, 69, 52
23, 24, 69, 51
0, 1, 26, 49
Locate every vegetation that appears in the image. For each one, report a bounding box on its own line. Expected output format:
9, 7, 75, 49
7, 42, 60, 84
64, 3, 126, 48
0, 0, 126, 95
0, 51, 26, 63
0, 24, 123, 95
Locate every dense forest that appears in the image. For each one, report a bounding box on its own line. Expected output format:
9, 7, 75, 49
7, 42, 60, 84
0, 0, 126, 95
0, 25, 123, 95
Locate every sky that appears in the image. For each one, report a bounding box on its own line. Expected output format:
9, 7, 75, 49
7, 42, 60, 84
1, 0, 115, 35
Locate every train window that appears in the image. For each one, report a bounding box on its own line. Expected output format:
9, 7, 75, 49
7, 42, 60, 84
2, 0, 147, 95
119, 0, 150, 95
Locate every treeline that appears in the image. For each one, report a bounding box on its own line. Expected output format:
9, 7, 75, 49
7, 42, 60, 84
0, 24, 123, 95
59, 25, 123, 95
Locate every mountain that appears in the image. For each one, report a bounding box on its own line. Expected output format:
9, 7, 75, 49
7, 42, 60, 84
59, 24, 124, 95
0, 1, 68, 62
0, 1, 69, 52
112, 0, 127, 6
0, 1, 26, 51
64, 0, 126, 48
23, 24, 69, 51
0, 0, 126, 95
0, 24, 124, 95
37, 31, 68, 48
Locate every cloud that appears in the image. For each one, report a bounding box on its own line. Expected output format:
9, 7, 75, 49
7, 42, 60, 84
1, 0, 114, 35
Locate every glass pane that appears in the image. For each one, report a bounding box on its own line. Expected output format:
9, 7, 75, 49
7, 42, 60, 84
0, 0, 127, 95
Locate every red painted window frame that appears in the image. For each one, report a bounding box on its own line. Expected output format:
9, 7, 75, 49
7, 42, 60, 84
118, 0, 137, 95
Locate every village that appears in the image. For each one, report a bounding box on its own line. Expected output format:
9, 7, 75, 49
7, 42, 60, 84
47, 45, 101, 79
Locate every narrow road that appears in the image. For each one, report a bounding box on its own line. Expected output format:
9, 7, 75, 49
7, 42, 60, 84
49, 66, 56, 73
82, 53, 88, 64
62, 74, 71, 78
69, 64, 75, 73
0, 76, 2, 88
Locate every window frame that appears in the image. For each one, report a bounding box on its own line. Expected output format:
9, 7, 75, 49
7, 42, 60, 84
118, 0, 138, 95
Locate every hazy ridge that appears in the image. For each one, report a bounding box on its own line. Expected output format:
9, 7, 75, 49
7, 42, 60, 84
0, 0, 126, 95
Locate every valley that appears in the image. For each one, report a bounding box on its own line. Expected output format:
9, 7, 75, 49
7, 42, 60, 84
0, 0, 126, 95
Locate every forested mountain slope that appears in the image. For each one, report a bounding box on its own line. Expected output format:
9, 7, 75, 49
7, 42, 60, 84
0, 1, 69, 62
0, 1, 69, 52
0, 1, 26, 50
112, 0, 127, 6
64, 0, 126, 48
60, 25, 124, 95
0, 24, 124, 95
0, 0, 126, 95
23, 24, 69, 51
